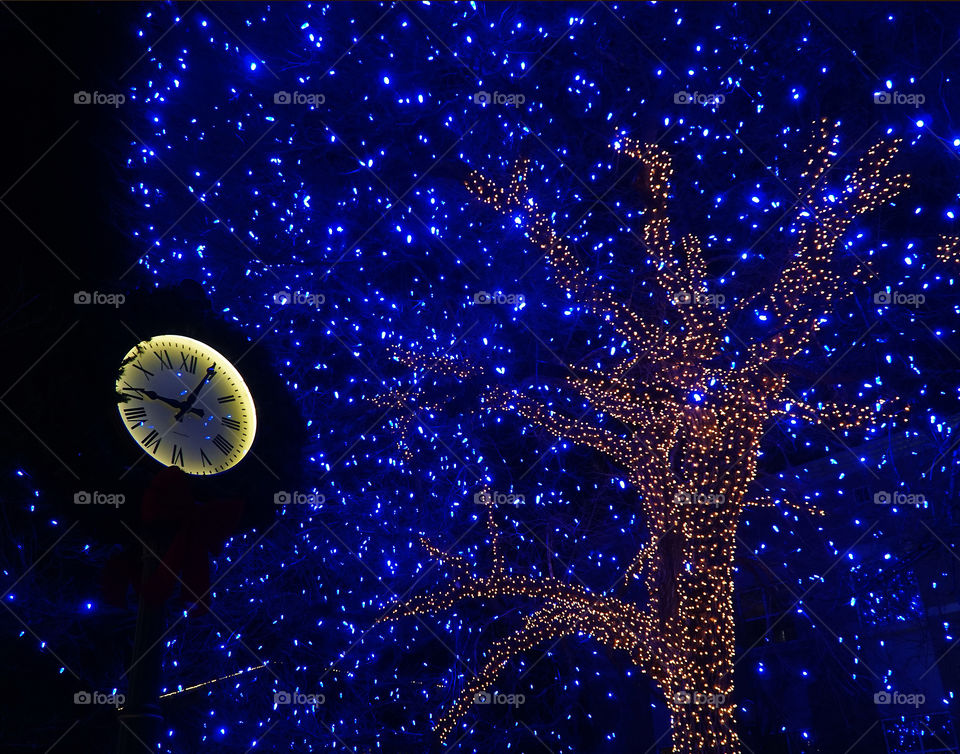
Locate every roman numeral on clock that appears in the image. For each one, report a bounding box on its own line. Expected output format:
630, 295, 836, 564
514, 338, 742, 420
221, 417, 241, 431
200, 449, 212, 467
130, 361, 154, 378
120, 382, 144, 400
212, 434, 233, 455
123, 406, 147, 425
155, 350, 173, 370
216, 395, 235, 404
171, 444, 184, 467
179, 352, 197, 374
141, 430, 161, 454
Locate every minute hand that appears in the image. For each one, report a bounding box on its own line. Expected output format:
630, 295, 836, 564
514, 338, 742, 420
174, 364, 215, 421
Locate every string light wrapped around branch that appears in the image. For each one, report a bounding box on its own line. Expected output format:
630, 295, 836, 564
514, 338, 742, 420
377, 120, 911, 752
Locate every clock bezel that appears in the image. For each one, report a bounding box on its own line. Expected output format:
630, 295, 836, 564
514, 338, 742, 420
115, 334, 258, 476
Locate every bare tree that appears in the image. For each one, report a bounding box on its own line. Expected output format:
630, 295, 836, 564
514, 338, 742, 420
376, 120, 951, 752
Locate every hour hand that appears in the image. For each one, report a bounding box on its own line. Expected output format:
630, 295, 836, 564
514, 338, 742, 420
142, 390, 184, 409
138, 389, 206, 418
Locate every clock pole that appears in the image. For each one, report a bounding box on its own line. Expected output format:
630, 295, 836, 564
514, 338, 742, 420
111, 464, 247, 753
117, 531, 167, 753
114, 465, 190, 754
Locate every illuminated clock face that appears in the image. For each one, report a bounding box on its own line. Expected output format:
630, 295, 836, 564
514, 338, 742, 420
116, 334, 257, 475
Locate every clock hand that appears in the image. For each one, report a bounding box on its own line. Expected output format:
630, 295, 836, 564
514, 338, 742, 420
151, 392, 205, 418
124, 387, 206, 418
174, 363, 216, 421
143, 390, 188, 410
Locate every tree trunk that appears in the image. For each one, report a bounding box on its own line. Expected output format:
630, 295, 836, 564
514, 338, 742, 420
650, 514, 740, 754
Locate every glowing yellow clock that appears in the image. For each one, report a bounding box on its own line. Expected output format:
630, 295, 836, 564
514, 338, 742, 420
116, 334, 257, 475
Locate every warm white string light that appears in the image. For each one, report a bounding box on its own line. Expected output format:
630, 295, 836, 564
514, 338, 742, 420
380, 120, 912, 752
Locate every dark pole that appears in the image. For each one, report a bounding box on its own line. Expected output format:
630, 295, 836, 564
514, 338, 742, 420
117, 536, 167, 753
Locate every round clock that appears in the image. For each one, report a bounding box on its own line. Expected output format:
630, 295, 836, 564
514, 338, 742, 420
116, 334, 257, 475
